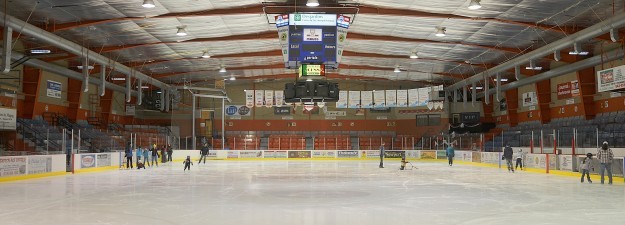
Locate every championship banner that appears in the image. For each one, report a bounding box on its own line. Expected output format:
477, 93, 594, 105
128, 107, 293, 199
408, 89, 419, 107
373, 90, 386, 108
522, 92, 538, 107
597, 65, 625, 92
397, 90, 408, 107
274, 90, 284, 106
335, 91, 348, 108
348, 91, 360, 108
255, 90, 264, 107
418, 88, 430, 106
245, 90, 254, 108
265, 90, 274, 107
275, 15, 290, 63
360, 91, 373, 108
336, 15, 350, 63
385, 90, 397, 107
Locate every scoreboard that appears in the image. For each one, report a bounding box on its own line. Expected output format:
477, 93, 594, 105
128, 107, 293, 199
288, 24, 337, 65
276, 14, 350, 69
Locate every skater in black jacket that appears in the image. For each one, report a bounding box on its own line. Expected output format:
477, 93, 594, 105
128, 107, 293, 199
183, 156, 193, 171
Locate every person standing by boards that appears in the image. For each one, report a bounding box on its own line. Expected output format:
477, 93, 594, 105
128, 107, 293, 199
124, 142, 133, 169
379, 143, 385, 168
503, 144, 514, 173
198, 143, 209, 164
167, 145, 173, 162
597, 141, 614, 185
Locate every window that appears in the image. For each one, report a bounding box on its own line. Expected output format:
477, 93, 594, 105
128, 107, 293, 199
417, 114, 441, 126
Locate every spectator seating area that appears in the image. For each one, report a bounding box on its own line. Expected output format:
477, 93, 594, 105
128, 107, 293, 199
314, 135, 350, 150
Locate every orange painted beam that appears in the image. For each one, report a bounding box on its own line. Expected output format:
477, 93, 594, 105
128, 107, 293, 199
576, 66, 597, 120
535, 79, 551, 124
21, 66, 42, 119
505, 88, 519, 127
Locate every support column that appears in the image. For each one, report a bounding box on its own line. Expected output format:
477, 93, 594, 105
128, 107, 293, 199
576, 67, 597, 120
21, 66, 41, 119
99, 90, 114, 126
536, 79, 552, 124
505, 88, 519, 127
67, 78, 83, 122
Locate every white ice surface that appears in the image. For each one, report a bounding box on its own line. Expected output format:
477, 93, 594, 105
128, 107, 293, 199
0, 161, 624, 225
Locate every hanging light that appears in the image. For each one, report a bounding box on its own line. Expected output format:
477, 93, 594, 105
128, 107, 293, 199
569, 43, 589, 56
176, 26, 188, 36
77, 65, 94, 70
229, 76, 236, 81
393, 66, 401, 73
306, 78, 313, 82
525, 60, 542, 70
409, 52, 419, 59
219, 66, 227, 73
142, 0, 156, 8
493, 78, 509, 82
201, 51, 211, 59
468, 0, 482, 10
306, 0, 320, 7
435, 27, 446, 37
474, 86, 484, 90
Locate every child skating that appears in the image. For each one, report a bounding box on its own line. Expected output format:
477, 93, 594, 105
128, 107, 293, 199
580, 153, 593, 183
183, 156, 193, 172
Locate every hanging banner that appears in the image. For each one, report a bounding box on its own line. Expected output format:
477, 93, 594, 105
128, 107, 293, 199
418, 88, 430, 106
597, 65, 625, 92
255, 90, 264, 107
385, 90, 397, 107
360, 91, 373, 108
373, 90, 385, 108
408, 89, 419, 107
264, 90, 274, 107
336, 15, 350, 63
397, 90, 408, 107
274, 90, 284, 106
336, 91, 348, 108
245, 90, 254, 108
348, 91, 360, 108
275, 15, 290, 63
522, 92, 538, 107
557, 80, 580, 100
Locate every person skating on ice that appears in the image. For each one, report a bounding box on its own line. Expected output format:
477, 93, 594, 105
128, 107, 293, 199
580, 153, 594, 183
597, 141, 614, 185
151, 144, 159, 167
124, 142, 133, 169
503, 144, 514, 173
446, 142, 455, 166
515, 149, 525, 171
136, 145, 143, 168
183, 156, 193, 171
167, 145, 173, 162
143, 146, 150, 167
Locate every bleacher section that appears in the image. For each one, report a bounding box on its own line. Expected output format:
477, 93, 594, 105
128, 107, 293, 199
359, 136, 393, 150
269, 135, 306, 150
314, 135, 350, 150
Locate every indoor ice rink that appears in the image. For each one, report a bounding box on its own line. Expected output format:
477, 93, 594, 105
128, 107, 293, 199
2, 0, 625, 225
1, 160, 624, 225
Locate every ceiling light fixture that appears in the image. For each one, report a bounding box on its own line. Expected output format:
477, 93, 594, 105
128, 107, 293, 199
306, 78, 313, 82
493, 78, 509, 82
111, 77, 126, 81
77, 65, 94, 70
569, 43, 589, 56
176, 26, 188, 36
468, 0, 482, 10
229, 76, 236, 81
525, 60, 542, 70
393, 66, 401, 73
201, 51, 211, 59
474, 86, 484, 90
435, 27, 446, 37
142, 0, 156, 8
219, 66, 227, 73
30, 49, 51, 54
306, 0, 320, 7
409, 52, 419, 59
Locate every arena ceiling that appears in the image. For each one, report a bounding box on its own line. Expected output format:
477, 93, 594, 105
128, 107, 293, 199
3, 0, 624, 88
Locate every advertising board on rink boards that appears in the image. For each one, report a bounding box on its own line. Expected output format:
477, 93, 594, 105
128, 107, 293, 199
312, 151, 336, 158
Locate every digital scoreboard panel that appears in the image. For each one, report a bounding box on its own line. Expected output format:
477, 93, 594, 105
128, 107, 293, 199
288, 25, 337, 66
276, 14, 350, 69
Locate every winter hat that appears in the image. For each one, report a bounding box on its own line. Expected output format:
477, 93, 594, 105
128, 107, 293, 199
586, 153, 593, 157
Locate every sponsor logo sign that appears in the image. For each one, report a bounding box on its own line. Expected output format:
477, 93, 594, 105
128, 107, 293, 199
337, 150, 358, 158
312, 151, 335, 158
81, 154, 96, 168
0, 156, 26, 177
288, 151, 312, 158
46, 80, 62, 98
28, 156, 52, 174
240, 151, 263, 158
97, 154, 111, 167
265, 151, 288, 158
